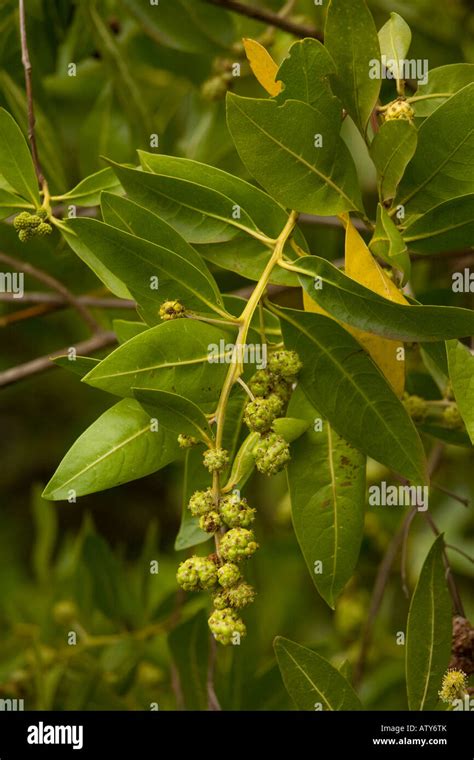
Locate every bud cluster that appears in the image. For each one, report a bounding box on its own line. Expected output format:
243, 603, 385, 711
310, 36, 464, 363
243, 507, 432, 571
13, 209, 52, 242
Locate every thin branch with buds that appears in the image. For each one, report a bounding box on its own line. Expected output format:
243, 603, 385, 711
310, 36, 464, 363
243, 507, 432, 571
18, 0, 44, 189
201, 0, 322, 40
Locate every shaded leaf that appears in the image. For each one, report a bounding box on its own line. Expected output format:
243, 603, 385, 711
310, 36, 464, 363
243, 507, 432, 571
371, 204, 411, 284
0, 107, 40, 205
370, 120, 417, 203
378, 13, 411, 89
133, 388, 214, 444
446, 340, 474, 444
168, 610, 209, 710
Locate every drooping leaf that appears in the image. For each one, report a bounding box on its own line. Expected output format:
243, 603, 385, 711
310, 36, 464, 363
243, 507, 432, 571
226, 94, 363, 216
53, 355, 101, 378
378, 13, 412, 90
324, 0, 381, 133
0, 107, 40, 205
406, 535, 452, 711
222, 432, 260, 493
370, 120, 417, 203
371, 203, 411, 284
42, 399, 180, 500
274, 636, 362, 710
274, 305, 427, 484
133, 388, 214, 444
168, 610, 210, 710
413, 64, 474, 117
402, 195, 474, 254
287, 389, 366, 608
396, 83, 474, 214
82, 319, 236, 402
68, 205, 227, 324
53, 168, 122, 207
243, 38, 282, 97
446, 340, 474, 444
297, 255, 474, 342
275, 38, 336, 109
175, 448, 210, 551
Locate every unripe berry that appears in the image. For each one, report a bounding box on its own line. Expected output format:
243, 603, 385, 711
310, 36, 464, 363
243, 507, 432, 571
219, 494, 255, 528
28, 214, 42, 228
18, 228, 33, 243
199, 510, 222, 534
188, 489, 214, 517
37, 208, 48, 220
201, 75, 229, 101
248, 368, 274, 398
13, 211, 33, 230
268, 349, 302, 381
213, 582, 256, 610
217, 562, 241, 588
244, 396, 282, 433
176, 556, 218, 591
203, 447, 229, 472
443, 404, 464, 429
53, 600, 78, 625
254, 432, 290, 476
220, 528, 258, 562
36, 222, 52, 236
208, 607, 246, 645
178, 433, 198, 448
383, 99, 414, 123
402, 393, 428, 422
159, 300, 186, 320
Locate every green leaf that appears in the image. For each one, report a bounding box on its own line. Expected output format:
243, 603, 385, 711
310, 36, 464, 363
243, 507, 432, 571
113, 320, 147, 344
32, 488, 58, 585
42, 399, 180, 500
272, 417, 311, 442
196, 237, 299, 287
287, 389, 366, 608
406, 535, 452, 711
396, 83, 474, 214
175, 448, 211, 551
62, 223, 133, 301
69, 205, 226, 324
121, 0, 235, 55
82, 320, 236, 402
418, 423, 472, 448
275, 38, 336, 109
446, 340, 474, 444
297, 255, 474, 341
53, 355, 101, 378
168, 610, 209, 710
413, 64, 474, 117
53, 168, 122, 207
274, 636, 362, 710
226, 94, 363, 216
222, 432, 260, 493
402, 195, 474, 254
324, 0, 381, 133
378, 13, 411, 89
82, 534, 133, 622
274, 305, 427, 484
133, 388, 213, 444
370, 120, 417, 203
0, 107, 40, 205
0, 187, 33, 219
370, 204, 411, 283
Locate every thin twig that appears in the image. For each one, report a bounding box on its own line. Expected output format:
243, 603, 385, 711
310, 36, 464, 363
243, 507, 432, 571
0, 252, 100, 332
445, 544, 474, 564
431, 482, 470, 508
422, 511, 465, 617
201, 0, 322, 39
0, 292, 136, 308
0, 331, 116, 388
0, 303, 57, 326
206, 634, 221, 711
18, 0, 43, 187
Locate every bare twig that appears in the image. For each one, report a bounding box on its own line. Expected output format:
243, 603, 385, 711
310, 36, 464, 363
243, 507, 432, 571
201, 0, 322, 39
0, 331, 116, 388
18, 0, 43, 187
0, 291, 136, 308
445, 544, 474, 564
0, 252, 101, 332
0, 303, 57, 326
431, 481, 470, 508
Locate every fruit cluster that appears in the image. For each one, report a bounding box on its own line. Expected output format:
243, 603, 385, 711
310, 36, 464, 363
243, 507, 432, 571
382, 98, 414, 123
159, 300, 186, 320
13, 210, 52, 242
246, 350, 302, 475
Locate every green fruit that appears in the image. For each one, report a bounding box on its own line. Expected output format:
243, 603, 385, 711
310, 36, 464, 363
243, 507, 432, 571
178, 433, 198, 448
383, 99, 414, 122
53, 600, 78, 625
402, 393, 428, 423
208, 607, 246, 645
213, 582, 256, 610
203, 447, 229, 473
443, 404, 464, 429
220, 528, 258, 562
188, 489, 214, 517
268, 349, 302, 381
219, 494, 255, 528
176, 556, 218, 591
254, 432, 290, 476
159, 300, 186, 320
243, 396, 282, 433
201, 75, 229, 101
217, 562, 241, 588
199, 510, 222, 534
36, 222, 52, 236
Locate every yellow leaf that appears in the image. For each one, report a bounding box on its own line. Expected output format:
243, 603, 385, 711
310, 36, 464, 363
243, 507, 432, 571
243, 38, 282, 97
303, 217, 407, 397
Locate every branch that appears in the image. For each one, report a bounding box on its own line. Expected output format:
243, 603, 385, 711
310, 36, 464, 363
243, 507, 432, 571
18, 0, 44, 187
0, 331, 116, 388
0, 291, 136, 308
0, 252, 101, 333
201, 0, 322, 40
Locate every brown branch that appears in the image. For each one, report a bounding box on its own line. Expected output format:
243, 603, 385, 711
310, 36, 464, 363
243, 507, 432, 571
0, 252, 101, 333
18, 0, 43, 187
431, 481, 470, 508
0, 331, 116, 388
201, 0, 322, 39
0, 291, 136, 308
0, 303, 56, 326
